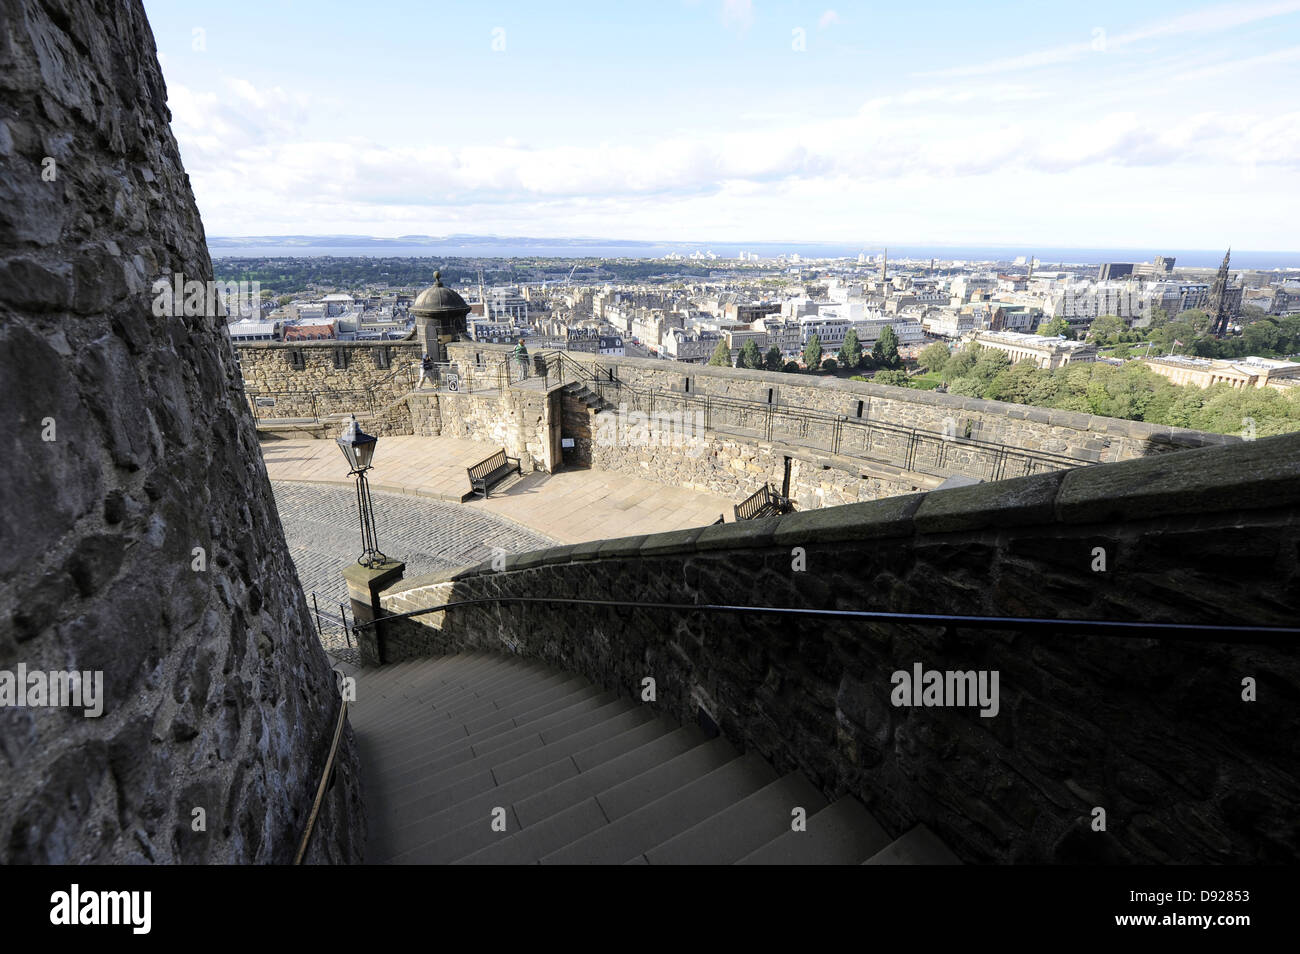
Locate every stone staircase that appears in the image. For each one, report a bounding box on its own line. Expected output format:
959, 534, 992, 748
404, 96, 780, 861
562, 381, 610, 412
346, 652, 961, 865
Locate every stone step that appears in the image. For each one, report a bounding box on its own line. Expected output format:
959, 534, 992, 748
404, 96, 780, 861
641, 771, 828, 865
453, 728, 708, 866
367, 671, 588, 757
375, 679, 601, 772
433, 669, 591, 728
350, 653, 485, 700
539, 752, 779, 865
736, 795, 892, 865
382, 691, 626, 806
372, 681, 602, 786
355, 659, 553, 730
355, 654, 525, 711
863, 825, 963, 865
384, 695, 637, 823
384, 713, 670, 863
361, 662, 560, 738
358, 652, 947, 866
512, 727, 712, 830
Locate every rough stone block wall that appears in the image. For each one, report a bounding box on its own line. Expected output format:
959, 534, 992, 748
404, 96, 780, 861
237, 341, 421, 420
369, 393, 416, 437
589, 415, 920, 507
446, 342, 511, 391
427, 388, 553, 473
559, 388, 594, 468
407, 392, 442, 437
378, 433, 1300, 864
0, 0, 364, 863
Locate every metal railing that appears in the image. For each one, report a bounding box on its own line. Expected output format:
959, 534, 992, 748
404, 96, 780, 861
353, 594, 1299, 646
293, 668, 349, 865
310, 592, 353, 651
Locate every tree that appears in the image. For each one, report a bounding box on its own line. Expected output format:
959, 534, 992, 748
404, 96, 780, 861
871, 325, 902, 369
764, 346, 783, 372
837, 329, 862, 369
944, 344, 981, 380
917, 342, 951, 373
1181, 309, 1213, 337
803, 334, 822, 370
707, 338, 732, 367
1088, 314, 1127, 347
1037, 317, 1070, 337
873, 369, 910, 387
1242, 319, 1281, 356
970, 347, 1012, 388
782, 360, 801, 373
821, 358, 838, 373
738, 338, 764, 370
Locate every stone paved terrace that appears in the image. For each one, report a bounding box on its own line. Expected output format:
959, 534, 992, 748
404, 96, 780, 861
261, 435, 733, 543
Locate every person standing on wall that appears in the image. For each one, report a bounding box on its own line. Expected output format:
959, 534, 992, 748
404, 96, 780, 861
513, 338, 529, 380
418, 352, 433, 388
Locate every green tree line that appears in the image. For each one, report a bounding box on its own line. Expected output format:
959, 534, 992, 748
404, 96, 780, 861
915, 342, 1300, 436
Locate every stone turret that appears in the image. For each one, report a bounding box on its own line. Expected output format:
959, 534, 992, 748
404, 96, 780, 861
411, 270, 470, 361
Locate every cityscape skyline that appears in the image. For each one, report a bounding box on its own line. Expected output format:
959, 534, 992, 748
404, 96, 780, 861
143, 0, 1300, 248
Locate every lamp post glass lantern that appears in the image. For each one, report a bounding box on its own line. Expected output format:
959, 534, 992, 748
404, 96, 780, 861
337, 416, 387, 568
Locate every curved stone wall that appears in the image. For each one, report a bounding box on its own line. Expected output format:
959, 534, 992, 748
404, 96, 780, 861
0, 0, 364, 863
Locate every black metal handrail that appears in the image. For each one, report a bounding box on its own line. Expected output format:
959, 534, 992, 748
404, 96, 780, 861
352, 594, 1298, 646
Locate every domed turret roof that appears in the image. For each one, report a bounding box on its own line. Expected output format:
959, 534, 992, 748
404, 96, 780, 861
412, 271, 470, 315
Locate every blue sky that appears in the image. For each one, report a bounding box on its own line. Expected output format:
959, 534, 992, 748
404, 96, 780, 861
143, 0, 1300, 248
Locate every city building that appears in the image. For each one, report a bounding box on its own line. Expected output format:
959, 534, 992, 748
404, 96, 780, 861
922, 310, 976, 339
282, 321, 336, 341
964, 330, 1098, 369
663, 328, 723, 363
1140, 354, 1300, 390
227, 319, 281, 342
724, 302, 781, 324
799, 314, 851, 349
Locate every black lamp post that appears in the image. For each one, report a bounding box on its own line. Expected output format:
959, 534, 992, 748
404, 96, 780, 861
337, 415, 387, 568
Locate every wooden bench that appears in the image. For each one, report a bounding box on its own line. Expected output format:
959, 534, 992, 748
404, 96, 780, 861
467, 448, 522, 499
734, 483, 794, 520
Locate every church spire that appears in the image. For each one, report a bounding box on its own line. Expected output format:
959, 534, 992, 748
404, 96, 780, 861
1208, 248, 1233, 337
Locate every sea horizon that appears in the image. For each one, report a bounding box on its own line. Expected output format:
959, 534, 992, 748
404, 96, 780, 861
206, 237, 1300, 270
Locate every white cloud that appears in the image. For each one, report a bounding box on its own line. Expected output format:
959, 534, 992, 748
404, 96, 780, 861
165, 69, 1300, 248
721, 0, 753, 31
917, 0, 1300, 78
1169, 43, 1300, 83
818, 9, 840, 29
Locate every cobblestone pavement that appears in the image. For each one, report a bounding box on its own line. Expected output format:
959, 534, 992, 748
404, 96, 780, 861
273, 481, 556, 663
